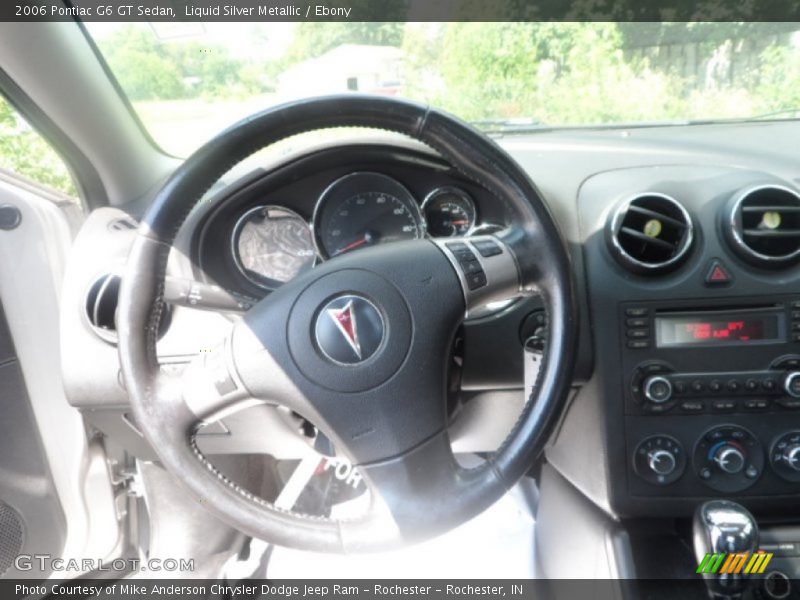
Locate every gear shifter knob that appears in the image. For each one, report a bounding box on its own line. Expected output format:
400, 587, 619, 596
693, 500, 759, 599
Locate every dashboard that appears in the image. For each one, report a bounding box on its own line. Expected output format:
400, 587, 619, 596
60, 119, 800, 524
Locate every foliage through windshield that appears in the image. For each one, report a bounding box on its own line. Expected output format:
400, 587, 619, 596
88, 22, 800, 157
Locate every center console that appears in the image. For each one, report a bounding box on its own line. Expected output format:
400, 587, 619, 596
622, 296, 800, 498
572, 165, 800, 520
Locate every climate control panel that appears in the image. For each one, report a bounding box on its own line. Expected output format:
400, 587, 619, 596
692, 425, 764, 493
631, 426, 800, 496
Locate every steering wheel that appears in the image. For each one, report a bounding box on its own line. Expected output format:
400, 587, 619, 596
117, 96, 577, 552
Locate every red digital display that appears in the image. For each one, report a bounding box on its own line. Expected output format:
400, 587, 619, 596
655, 313, 782, 347
682, 320, 755, 341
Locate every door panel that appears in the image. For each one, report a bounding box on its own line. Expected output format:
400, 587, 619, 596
0, 178, 117, 577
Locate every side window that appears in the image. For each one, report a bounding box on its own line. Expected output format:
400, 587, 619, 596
0, 95, 78, 198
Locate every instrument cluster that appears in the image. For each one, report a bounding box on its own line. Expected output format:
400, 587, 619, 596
231, 171, 485, 290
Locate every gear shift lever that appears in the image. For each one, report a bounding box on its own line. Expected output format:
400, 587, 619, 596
693, 500, 759, 599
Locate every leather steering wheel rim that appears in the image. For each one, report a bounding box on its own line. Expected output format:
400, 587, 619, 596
117, 95, 578, 552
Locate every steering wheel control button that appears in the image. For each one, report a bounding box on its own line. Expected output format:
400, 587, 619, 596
644, 376, 673, 404
693, 425, 764, 492
445, 241, 488, 290
472, 239, 502, 257
770, 432, 800, 482
633, 435, 686, 485
315, 295, 384, 365
466, 271, 488, 290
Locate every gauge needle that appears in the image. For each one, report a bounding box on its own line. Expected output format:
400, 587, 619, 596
334, 235, 371, 256
450, 220, 470, 226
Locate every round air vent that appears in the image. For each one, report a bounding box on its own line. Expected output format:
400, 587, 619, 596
607, 193, 694, 273
85, 274, 171, 344
85, 273, 122, 343
727, 185, 800, 267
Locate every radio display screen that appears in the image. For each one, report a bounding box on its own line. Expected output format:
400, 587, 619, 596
655, 311, 784, 348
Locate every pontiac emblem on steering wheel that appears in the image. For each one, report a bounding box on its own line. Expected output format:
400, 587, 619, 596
315, 295, 384, 365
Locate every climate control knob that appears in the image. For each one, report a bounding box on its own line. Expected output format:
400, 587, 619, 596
633, 435, 685, 485
643, 375, 673, 404
784, 371, 800, 398
648, 449, 677, 476
771, 433, 800, 482
713, 444, 746, 474
694, 426, 763, 493
784, 445, 800, 471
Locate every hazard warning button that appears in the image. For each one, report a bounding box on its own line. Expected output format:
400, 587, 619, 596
705, 259, 732, 286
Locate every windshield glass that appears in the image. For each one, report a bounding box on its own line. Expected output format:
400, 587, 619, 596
87, 22, 800, 157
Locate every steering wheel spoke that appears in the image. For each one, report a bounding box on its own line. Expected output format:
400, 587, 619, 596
179, 340, 264, 425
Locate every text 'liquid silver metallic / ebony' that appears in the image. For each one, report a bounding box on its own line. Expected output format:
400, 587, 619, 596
314, 295, 384, 365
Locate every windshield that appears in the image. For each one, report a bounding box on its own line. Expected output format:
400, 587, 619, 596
87, 22, 800, 157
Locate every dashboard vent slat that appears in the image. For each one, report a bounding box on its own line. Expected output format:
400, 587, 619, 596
727, 185, 800, 267
608, 193, 694, 274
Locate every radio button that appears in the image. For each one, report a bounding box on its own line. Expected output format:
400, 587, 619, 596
712, 400, 737, 412
727, 379, 742, 392
644, 376, 673, 404
674, 380, 688, 394
625, 307, 648, 317
691, 380, 705, 393
777, 398, 800, 410
744, 399, 769, 410
792, 333, 800, 342
784, 372, 800, 398
708, 379, 723, 392
627, 340, 650, 349
627, 329, 649, 339
763, 378, 778, 391
626, 317, 648, 328
772, 356, 800, 369
681, 401, 705, 412
745, 378, 760, 391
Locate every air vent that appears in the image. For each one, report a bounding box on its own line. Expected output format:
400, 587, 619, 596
85, 273, 171, 344
608, 193, 694, 273
727, 185, 800, 267
85, 273, 122, 343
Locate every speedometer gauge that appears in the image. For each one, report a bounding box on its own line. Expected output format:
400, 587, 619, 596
233, 206, 316, 289
422, 187, 476, 237
313, 172, 424, 258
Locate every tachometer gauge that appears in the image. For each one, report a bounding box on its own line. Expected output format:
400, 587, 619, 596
422, 187, 476, 237
314, 172, 424, 259
233, 206, 316, 289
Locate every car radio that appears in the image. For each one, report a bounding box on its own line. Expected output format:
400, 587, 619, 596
621, 298, 800, 416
